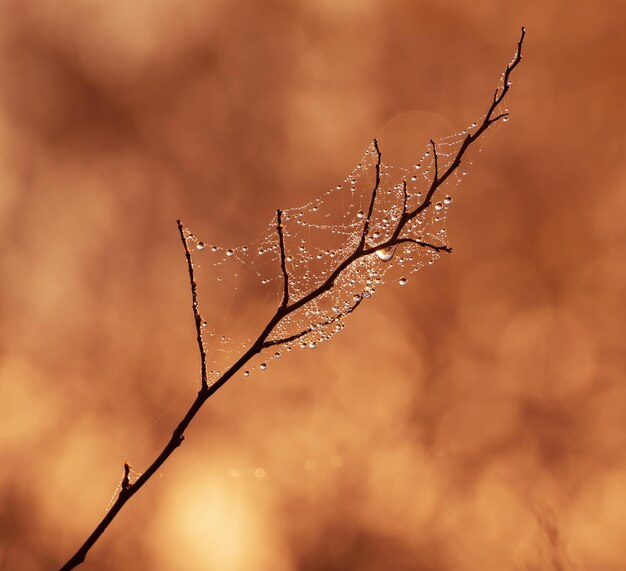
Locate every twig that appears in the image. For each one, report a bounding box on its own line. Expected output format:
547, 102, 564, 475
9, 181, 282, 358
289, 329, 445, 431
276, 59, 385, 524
177, 220, 208, 390
430, 139, 439, 184
401, 180, 408, 218
262, 295, 364, 349
359, 138, 382, 247
121, 462, 131, 491
58, 27, 525, 570
276, 209, 290, 310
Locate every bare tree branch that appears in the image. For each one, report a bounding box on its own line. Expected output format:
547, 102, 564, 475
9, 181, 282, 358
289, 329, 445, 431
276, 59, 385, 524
58, 27, 525, 570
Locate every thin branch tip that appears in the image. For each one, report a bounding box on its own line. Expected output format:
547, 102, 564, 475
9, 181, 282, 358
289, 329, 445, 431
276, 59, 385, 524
121, 462, 131, 490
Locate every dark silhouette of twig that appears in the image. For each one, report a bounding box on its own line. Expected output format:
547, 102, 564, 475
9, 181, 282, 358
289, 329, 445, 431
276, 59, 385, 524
276, 209, 290, 309
360, 138, 382, 246
58, 27, 525, 570
177, 220, 208, 390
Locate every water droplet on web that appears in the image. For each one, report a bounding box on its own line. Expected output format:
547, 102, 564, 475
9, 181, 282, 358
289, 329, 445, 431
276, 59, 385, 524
399, 277, 408, 286
243, 370, 250, 377
226, 249, 234, 257
273, 352, 281, 359
308, 341, 317, 349
353, 294, 362, 302
259, 363, 268, 370
444, 196, 453, 205
411, 175, 418, 182
196, 242, 206, 250
434, 203, 444, 212
376, 247, 395, 262
357, 211, 365, 219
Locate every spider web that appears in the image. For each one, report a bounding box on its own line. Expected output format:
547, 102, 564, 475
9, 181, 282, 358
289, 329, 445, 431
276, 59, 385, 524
184, 116, 499, 382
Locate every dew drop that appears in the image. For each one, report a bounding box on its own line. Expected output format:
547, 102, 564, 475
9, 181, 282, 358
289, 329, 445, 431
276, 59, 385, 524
399, 277, 408, 286
376, 246, 395, 262
211, 246, 219, 252
411, 175, 418, 182
243, 370, 250, 377
286, 255, 293, 262
308, 341, 317, 349
444, 196, 453, 205
357, 210, 365, 219
226, 249, 234, 256
196, 242, 205, 250
353, 294, 362, 302
434, 202, 444, 212
273, 352, 281, 359
260, 363, 268, 370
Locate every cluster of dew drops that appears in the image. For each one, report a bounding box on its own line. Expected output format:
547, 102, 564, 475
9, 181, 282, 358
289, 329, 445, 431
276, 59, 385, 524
186, 118, 488, 380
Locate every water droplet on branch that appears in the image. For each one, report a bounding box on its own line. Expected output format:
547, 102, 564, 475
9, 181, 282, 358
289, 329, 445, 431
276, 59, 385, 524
376, 247, 396, 262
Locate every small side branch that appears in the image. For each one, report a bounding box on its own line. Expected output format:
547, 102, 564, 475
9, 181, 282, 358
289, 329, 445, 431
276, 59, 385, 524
365, 238, 452, 257
393, 238, 452, 254
276, 209, 290, 310
401, 180, 408, 217
360, 139, 382, 246
263, 296, 364, 349
177, 220, 208, 390
121, 462, 131, 491
430, 140, 439, 184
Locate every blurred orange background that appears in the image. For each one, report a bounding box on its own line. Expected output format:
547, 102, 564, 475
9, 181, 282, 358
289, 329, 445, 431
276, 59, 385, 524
1, 1, 625, 570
